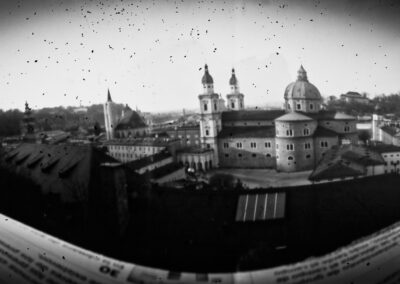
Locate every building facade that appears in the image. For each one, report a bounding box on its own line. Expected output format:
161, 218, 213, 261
103, 65, 359, 173
372, 114, 400, 146
195, 65, 358, 172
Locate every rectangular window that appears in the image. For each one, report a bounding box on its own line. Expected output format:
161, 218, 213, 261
223, 142, 229, 148
296, 104, 301, 110
344, 126, 350, 132
286, 129, 294, 136
235, 193, 286, 222
236, 142, 242, 149
214, 103, 217, 111
303, 128, 310, 136
265, 142, 271, 148
286, 144, 294, 151
320, 141, 328, 148
250, 142, 257, 148
205, 130, 209, 136
305, 143, 311, 149
204, 103, 208, 111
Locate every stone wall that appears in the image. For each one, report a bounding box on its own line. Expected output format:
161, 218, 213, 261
218, 137, 276, 168
275, 137, 315, 172
313, 136, 340, 163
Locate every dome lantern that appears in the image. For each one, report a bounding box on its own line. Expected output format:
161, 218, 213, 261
201, 64, 215, 94
284, 65, 322, 113
229, 68, 238, 86
297, 65, 308, 82
201, 64, 214, 85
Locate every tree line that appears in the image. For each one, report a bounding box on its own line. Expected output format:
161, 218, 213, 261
0, 104, 112, 137
326, 93, 400, 117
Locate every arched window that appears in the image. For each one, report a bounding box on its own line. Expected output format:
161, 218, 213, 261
303, 128, 310, 135
204, 103, 208, 111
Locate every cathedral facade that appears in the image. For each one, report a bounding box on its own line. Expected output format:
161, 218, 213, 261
103, 65, 358, 172
197, 65, 358, 172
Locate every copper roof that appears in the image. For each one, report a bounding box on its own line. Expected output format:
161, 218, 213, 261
229, 68, 237, 85
300, 110, 356, 121
201, 64, 214, 84
218, 126, 276, 138
275, 112, 313, 122
221, 110, 285, 122
115, 110, 147, 130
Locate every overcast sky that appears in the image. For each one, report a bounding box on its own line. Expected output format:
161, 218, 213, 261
0, 0, 399, 112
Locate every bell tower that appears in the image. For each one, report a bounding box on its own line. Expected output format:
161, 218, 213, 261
22, 101, 36, 142
198, 64, 221, 166
226, 68, 244, 111
104, 89, 119, 140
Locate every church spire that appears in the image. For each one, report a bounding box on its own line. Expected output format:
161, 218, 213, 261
24, 101, 31, 113
22, 101, 35, 139
107, 89, 112, 102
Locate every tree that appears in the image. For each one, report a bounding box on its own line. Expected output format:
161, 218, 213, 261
358, 130, 371, 144
209, 173, 235, 190
93, 121, 102, 136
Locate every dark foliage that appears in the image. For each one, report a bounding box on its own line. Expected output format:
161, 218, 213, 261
326, 93, 400, 117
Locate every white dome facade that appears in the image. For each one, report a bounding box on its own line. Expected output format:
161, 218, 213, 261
284, 65, 322, 113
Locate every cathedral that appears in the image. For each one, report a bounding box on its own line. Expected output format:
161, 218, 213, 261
104, 65, 358, 172
196, 64, 358, 172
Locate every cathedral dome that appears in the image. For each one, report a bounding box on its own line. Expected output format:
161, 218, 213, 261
201, 64, 214, 84
284, 65, 321, 100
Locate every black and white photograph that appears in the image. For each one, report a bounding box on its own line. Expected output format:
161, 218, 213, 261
0, 0, 400, 283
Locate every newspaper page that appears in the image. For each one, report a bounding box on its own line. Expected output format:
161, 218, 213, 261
0, 213, 400, 284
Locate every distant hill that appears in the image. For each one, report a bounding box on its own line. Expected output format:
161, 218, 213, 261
326, 92, 400, 117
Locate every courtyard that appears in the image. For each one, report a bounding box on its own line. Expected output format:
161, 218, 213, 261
205, 168, 313, 189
